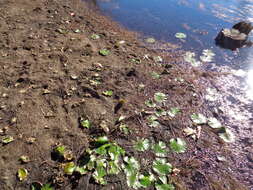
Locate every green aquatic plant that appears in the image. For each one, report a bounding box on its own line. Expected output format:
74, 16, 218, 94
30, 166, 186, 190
99, 49, 110, 56
153, 158, 172, 176
17, 168, 28, 181
152, 141, 167, 157
200, 49, 215, 62
145, 37, 156, 43
80, 119, 91, 129
169, 138, 187, 153
191, 113, 207, 125
134, 138, 150, 152
63, 162, 76, 175
91, 33, 100, 40
1, 136, 14, 144
208, 117, 222, 129
167, 107, 181, 117
218, 127, 235, 143
154, 92, 167, 103
184, 51, 202, 67
145, 99, 157, 108
102, 90, 113, 97
151, 72, 161, 79
175, 32, 187, 39
155, 183, 175, 190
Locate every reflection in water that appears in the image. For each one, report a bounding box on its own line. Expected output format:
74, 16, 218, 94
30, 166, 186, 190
246, 69, 253, 100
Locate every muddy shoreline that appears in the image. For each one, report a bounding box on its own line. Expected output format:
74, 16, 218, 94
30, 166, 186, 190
0, 0, 251, 189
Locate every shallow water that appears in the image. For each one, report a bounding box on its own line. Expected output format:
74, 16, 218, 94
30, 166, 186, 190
94, 0, 253, 187
97, 0, 252, 67
95, 0, 253, 100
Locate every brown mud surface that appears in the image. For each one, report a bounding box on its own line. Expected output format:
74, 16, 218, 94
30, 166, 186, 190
0, 0, 251, 189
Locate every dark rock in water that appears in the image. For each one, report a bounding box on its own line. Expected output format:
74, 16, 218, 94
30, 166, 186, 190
232, 21, 253, 35
215, 21, 253, 50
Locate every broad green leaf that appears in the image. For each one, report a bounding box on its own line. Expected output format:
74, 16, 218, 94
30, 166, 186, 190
96, 158, 107, 168
158, 175, 167, 184
80, 119, 91, 129
218, 127, 235, 143
95, 143, 111, 155
41, 184, 54, 190
91, 34, 100, 40
174, 77, 184, 82
75, 166, 88, 175
148, 115, 158, 122
63, 162, 76, 175
108, 161, 120, 175
123, 156, 140, 170
93, 165, 107, 185
96, 136, 109, 145
191, 113, 207, 124
183, 127, 196, 136
200, 49, 215, 62
139, 174, 155, 188
102, 90, 113, 97
169, 138, 187, 153
2, 136, 14, 144
130, 58, 141, 64
19, 155, 30, 163
154, 92, 167, 103
155, 183, 175, 190
17, 168, 28, 181
74, 29, 81, 33
134, 138, 150, 152
175, 32, 187, 39
99, 49, 110, 56
108, 144, 125, 161
149, 120, 161, 127
154, 56, 163, 63
148, 115, 160, 127
119, 124, 130, 135
208, 117, 222, 128
202, 49, 215, 57
155, 108, 167, 117
145, 99, 157, 108
126, 170, 141, 189
152, 141, 167, 157
167, 107, 181, 117
145, 38, 156, 43
151, 72, 161, 79
89, 79, 101, 86
153, 159, 172, 176
54, 145, 65, 156
56, 28, 68, 34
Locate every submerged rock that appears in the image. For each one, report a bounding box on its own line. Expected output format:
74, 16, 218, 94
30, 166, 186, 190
215, 21, 253, 50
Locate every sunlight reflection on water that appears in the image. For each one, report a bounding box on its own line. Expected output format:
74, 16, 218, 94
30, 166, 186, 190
246, 69, 253, 100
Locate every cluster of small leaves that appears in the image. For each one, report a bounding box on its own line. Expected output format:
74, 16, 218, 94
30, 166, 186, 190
102, 90, 113, 97
200, 49, 215, 63
184, 51, 202, 67
184, 49, 215, 67
99, 49, 110, 56
53, 145, 74, 161
133, 138, 187, 155
80, 119, 92, 129
190, 113, 235, 142
62, 137, 125, 185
